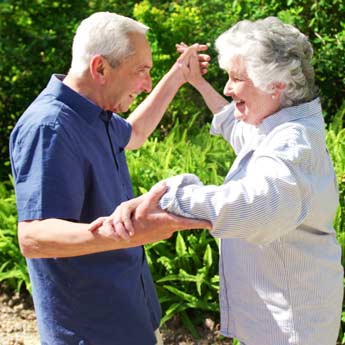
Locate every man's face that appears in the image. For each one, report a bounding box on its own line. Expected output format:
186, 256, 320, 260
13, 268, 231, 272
103, 33, 153, 113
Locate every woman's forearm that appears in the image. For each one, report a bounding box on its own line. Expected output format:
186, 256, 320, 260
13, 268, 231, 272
191, 78, 229, 114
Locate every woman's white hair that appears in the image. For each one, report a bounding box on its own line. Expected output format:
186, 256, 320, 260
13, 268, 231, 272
69, 12, 149, 77
215, 17, 317, 107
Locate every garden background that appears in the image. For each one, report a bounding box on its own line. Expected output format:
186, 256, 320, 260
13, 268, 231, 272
0, 0, 344, 343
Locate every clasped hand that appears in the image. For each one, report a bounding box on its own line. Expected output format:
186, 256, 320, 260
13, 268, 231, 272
173, 42, 210, 85
88, 182, 211, 243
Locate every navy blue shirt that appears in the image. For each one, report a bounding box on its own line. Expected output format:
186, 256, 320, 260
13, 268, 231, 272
10, 74, 161, 345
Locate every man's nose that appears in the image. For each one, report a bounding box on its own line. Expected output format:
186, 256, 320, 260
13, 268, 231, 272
143, 74, 152, 93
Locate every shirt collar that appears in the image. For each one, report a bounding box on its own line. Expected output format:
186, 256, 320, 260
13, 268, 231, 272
45, 74, 104, 124
258, 98, 322, 135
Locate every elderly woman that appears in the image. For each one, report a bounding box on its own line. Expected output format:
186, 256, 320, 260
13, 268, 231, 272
95, 17, 343, 345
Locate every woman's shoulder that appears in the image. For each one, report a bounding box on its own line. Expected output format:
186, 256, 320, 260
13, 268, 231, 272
259, 120, 320, 160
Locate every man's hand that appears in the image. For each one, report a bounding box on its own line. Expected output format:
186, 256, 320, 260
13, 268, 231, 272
175, 43, 210, 87
89, 193, 145, 240
170, 43, 210, 86
132, 182, 211, 235
176, 42, 210, 75
88, 182, 211, 245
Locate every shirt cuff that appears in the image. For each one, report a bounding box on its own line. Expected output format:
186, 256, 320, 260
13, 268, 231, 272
159, 174, 203, 219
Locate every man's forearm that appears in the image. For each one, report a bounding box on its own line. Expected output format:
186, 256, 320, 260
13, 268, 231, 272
126, 69, 183, 150
18, 214, 203, 259
18, 218, 151, 258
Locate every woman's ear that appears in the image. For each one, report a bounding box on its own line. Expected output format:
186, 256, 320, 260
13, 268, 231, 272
270, 81, 286, 99
274, 81, 286, 93
89, 55, 107, 85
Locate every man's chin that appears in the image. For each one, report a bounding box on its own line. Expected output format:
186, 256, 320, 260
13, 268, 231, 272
113, 106, 124, 114
116, 104, 132, 114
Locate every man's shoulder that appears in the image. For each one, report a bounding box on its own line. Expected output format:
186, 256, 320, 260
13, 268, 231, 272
13, 91, 74, 136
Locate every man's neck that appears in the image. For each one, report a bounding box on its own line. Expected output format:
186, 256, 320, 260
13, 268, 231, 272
63, 72, 101, 107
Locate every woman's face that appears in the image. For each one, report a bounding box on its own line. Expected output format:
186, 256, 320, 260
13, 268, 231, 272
223, 56, 281, 125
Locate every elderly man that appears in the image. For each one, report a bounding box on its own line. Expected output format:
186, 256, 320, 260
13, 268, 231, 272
10, 12, 209, 345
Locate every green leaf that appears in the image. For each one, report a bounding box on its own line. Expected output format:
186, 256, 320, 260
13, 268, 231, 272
175, 231, 187, 256
160, 302, 188, 325
180, 310, 200, 339
163, 285, 199, 304
203, 243, 213, 269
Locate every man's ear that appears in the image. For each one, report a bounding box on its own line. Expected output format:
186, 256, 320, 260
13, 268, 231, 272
89, 55, 107, 85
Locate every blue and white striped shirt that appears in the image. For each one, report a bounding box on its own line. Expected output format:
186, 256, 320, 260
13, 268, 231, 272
160, 98, 343, 345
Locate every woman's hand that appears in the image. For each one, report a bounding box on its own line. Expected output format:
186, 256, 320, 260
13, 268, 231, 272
168, 43, 209, 86
176, 42, 210, 75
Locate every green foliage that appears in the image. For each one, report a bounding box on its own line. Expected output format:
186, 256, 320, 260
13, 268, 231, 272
1, 0, 344, 178
0, 122, 345, 340
0, 178, 30, 292
147, 231, 220, 337
0, 0, 344, 340
128, 116, 231, 195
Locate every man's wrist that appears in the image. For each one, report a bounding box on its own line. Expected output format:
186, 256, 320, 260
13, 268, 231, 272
165, 65, 186, 88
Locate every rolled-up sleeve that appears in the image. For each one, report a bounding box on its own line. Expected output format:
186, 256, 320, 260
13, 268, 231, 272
210, 102, 249, 154
210, 103, 235, 140
10, 123, 85, 222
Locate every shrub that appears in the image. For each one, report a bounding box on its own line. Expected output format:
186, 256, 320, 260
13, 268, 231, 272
1, 0, 344, 178
0, 178, 30, 292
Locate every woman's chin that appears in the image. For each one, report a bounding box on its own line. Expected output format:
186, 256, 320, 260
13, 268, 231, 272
234, 111, 245, 122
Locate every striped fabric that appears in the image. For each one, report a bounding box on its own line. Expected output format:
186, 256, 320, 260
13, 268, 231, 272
159, 98, 344, 345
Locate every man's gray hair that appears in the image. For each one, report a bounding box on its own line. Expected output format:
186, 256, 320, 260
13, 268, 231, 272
69, 12, 149, 77
215, 17, 317, 107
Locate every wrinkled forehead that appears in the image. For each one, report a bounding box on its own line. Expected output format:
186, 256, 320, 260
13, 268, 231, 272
127, 32, 153, 66
226, 55, 248, 76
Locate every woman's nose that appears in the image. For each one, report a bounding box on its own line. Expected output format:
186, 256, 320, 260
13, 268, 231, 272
223, 79, 233, 97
